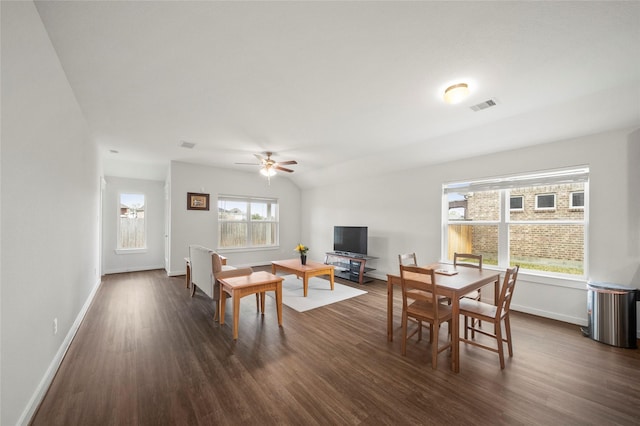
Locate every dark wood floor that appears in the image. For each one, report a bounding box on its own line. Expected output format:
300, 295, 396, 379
32, 267, 640, 425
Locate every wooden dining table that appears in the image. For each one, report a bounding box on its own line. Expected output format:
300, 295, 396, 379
387, 263, 501, 373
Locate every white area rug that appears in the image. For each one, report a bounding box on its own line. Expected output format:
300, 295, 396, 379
269, 274, 367, 312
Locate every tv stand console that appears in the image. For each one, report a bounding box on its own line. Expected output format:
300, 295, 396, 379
324, 252, 377, 285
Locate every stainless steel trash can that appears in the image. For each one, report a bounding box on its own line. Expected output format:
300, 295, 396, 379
586, 282, 638, 349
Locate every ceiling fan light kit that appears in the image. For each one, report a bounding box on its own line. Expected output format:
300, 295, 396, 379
260, 167, 277, 177
235, 151, 297, 183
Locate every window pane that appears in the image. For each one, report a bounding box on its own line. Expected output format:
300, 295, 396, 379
218, 200, 247, 221
251, 222, 277, 246
571, 191, 584, 208
510, 224, 584, 275
536, 194, 556, 209
219, 222, 248, 248
448, 191, 500, 221
447, 224, 498, 265
510, 196, 523, 210
251, 201, 277, 221
118, 193, 145, 249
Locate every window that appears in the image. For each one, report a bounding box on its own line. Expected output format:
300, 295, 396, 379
218, 195, 278, 249
118, 193, 146, 249
443, 167, 589, 277
510, 195, 524, 211
570, 191, 585, 209
535, 193, 556, 210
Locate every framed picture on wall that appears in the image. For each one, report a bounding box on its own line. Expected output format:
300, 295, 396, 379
187, 192, 210, 211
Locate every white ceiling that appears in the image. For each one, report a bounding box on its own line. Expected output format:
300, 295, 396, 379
34, 1, 640, 188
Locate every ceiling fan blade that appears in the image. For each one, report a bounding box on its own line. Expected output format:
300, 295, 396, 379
254, 153, 265, 163
235, 162, 260, 165
274, 165, 294, 173
276, 160, 297, 165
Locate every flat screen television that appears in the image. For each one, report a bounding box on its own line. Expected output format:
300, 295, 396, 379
333, 226, 368, 256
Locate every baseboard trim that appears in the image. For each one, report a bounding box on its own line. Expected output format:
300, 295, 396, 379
19, 277, 103, 426
511, 303, 587, 327
103, 264, 164, 275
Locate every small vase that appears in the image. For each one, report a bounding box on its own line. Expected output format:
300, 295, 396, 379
300, 254, 307, 265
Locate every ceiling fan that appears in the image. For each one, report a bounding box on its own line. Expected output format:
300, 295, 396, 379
236, 152, 297, 179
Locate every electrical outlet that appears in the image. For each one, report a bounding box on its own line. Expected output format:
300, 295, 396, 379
53, 318, 58, 335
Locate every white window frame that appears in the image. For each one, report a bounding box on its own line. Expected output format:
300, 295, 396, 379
116, 192, 147, 254
217, 195, 279, 250
535, 193, 556, 211
442, 167, 589, 279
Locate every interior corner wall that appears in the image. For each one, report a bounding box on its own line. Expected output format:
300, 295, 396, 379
301, 128, 640, 329
168, 161, 302, 274
102, 176, 165, 274
1, 2, 101, 425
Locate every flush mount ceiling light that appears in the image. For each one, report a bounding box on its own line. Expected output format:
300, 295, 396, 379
443, 83, 470, 104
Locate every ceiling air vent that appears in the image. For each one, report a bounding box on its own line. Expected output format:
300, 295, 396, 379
470, 98, 498, 112
180, 141, 196, 149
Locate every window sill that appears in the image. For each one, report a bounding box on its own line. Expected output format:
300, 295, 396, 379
486, 266, 586, 290
115, 248, 148, 255
217, 246, 280, 254
443, 262, 587, 290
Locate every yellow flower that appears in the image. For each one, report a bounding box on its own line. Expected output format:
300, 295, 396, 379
295, 244, 309, 254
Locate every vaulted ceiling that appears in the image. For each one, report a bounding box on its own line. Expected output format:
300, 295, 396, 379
34, 1, 640, 188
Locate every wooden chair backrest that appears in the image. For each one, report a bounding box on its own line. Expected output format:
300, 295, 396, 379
398, 252, 418, 267
454, 252, 483, 269
496, 265, 519, 317
399, 264, 440, 314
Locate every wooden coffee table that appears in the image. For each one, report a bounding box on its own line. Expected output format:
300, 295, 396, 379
218, 271, 283, 340
271, 259, 335, 297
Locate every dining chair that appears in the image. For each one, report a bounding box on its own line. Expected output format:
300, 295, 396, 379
398, 252, 418, 266
399, 253, 448, 306
399, 265, 452, 369
459, 265, 520, 369
453, 252, 483, 300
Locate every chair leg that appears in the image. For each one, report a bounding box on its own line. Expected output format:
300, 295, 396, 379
431, 322, 439, 369
418, 320, 423, 341
464, 316, 469, 339
495, 320, 505, 369
429, 323, 434, 343
401, 312, 408, 356
504, 314, 513, 357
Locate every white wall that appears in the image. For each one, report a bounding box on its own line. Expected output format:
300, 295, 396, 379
302, 128, 640, 330
168, 161, 302, 274
102, 176, 166, 274
1, 2, 101, 425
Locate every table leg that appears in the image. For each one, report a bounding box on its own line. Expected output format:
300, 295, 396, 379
260, 292, 266, 313
233, 292, 240, 340
303, 274, 308, 297
387, 279, 393, 342
451, 297, 460, 373
329, 268, 335, 291
276, 281, 283, 326
185, 260, 191, 288
271, 264, 277, 274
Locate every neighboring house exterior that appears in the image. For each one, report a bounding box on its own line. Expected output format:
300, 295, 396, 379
449, 182, 585, 274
